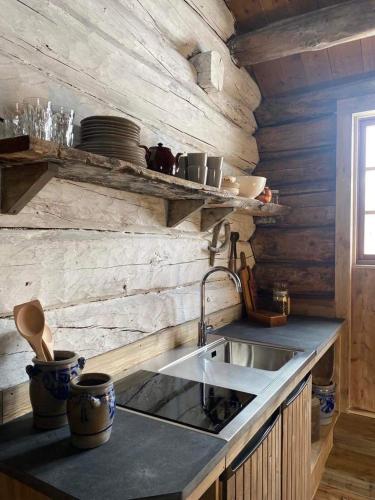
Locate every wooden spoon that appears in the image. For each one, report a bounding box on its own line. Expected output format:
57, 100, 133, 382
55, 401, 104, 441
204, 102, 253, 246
13, 299, 47, 361
42, 324, 54, 361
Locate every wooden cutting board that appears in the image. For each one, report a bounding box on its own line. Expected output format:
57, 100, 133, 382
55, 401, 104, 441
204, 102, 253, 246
239, 252, 255, 315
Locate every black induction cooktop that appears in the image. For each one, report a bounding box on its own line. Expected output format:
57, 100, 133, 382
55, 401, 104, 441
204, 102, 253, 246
116, 370, 256, 434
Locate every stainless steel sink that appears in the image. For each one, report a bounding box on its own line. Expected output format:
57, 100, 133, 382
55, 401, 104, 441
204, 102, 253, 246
202, 339, 298, 371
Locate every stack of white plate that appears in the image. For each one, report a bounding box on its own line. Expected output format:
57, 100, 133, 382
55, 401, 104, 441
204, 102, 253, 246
76, 116, 146, 167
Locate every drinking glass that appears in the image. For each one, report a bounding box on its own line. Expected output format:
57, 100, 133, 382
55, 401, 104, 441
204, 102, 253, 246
23, 97, 49, 139
0, 102, 24, 138
52, 106, 75, 146
1, 98, 75, 145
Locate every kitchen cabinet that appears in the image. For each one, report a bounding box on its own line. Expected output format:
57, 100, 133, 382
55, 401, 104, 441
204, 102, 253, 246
282, 375, 312, 500
220, 409, 282, 499
219, 375, 312, 500
0, 472, 48, 500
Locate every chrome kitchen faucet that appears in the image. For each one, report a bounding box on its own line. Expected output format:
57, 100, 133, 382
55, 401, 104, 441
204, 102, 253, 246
198, 266, 242, 347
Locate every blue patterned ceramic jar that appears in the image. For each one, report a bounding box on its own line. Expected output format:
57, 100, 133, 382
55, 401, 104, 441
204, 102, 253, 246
67, 373, 115, 449
312, 382, 336, 425
26, 350, 85, 430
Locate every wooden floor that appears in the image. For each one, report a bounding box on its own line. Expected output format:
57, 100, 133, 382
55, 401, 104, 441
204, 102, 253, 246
314, 413, 375, 499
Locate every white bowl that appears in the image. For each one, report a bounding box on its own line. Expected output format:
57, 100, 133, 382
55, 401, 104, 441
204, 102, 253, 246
237, 176, 266, 198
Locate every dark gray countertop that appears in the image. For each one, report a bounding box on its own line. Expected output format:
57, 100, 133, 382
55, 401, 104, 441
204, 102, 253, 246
216, 316, 343, 354
0, 408, 226, 500
0, 316, 344, 499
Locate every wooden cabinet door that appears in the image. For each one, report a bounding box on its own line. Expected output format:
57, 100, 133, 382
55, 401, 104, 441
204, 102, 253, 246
221, 409, 282, 500
282, 375, 312, 500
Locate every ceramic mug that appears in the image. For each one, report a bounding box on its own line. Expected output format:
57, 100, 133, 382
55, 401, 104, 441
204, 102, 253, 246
187, 152, 207, 167
67, 373, 116, 449
187, 164, 208, 184
207, 156, 223, 170
26, 350, 85, 430
206, 167, 222, 188
206, 156, 223, 188
312, 382, 336, 425
176, 155, 188, 179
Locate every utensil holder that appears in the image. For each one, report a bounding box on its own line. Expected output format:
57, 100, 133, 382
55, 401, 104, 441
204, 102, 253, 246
67, 373, 115, 449
26, 350, 85, 430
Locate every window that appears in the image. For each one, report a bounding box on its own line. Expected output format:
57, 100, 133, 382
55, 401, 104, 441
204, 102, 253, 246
357, 117, 375, 264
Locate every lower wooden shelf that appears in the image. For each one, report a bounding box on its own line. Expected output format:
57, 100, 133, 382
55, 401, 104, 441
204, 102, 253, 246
310, 413, 339, 498
0, 136, 290, 230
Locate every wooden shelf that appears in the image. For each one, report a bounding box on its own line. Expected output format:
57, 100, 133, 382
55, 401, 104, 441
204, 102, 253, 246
0, 136, 290, 230
311, 412, 339, 498
311, 413, 339, 472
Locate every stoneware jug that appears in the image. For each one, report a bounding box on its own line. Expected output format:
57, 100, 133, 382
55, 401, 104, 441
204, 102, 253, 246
67, 372, 116, 449
26, 350, 85, 430
140, 142, 182, 175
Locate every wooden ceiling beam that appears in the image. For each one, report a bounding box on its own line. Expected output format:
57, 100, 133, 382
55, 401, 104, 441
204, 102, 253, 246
255, 71, 375, 126
229, 0, 375, 65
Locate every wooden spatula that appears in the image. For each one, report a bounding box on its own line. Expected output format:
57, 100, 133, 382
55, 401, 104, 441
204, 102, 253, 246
13, 299, 47, 361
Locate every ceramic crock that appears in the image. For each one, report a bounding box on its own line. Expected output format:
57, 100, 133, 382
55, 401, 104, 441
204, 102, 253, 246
26, 350, 85, 430
312, 382, 336, 425
67, 372, 116, 449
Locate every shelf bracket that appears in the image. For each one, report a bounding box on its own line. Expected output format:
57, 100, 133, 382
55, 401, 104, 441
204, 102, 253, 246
0, 161, 58, 214
167, 199, 206, 227
201, 207, 235, 232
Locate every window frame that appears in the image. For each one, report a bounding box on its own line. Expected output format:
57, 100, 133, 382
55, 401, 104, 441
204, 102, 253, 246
357, 116, 375, 265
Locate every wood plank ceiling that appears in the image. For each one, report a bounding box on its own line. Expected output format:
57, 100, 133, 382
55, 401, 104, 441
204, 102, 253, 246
227, 0, 375, 96
252, 37, 375, 96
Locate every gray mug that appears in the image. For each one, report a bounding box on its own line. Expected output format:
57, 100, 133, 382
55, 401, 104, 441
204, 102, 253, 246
187, 164, 208, 184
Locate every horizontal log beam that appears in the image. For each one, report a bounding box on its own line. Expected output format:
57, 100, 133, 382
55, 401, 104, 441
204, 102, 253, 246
255, 149, 336, 186
229, 0, 375, 65
254, 263, 335, 296
0, 229, 253, 316
251, 226, 335, 263
256, 206, 336, 228
256, 116, 336, 153
255, 72, 375, 127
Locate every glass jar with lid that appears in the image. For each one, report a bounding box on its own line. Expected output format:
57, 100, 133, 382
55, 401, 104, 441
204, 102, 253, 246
272, 281, 290, 315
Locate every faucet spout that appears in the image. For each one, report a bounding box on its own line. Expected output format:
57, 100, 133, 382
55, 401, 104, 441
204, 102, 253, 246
198, 266, 242, 347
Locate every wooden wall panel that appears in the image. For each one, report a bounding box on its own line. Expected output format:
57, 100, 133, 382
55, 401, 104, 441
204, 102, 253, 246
351, 266, 375, 412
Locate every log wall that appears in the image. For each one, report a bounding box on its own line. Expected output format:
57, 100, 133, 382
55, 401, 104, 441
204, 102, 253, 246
0, 0, 259, 395
254, 89, 338, 316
